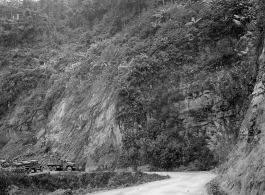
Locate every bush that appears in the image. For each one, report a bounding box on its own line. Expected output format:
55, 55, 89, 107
0, 170, 31, 195
0, 170, 169, 194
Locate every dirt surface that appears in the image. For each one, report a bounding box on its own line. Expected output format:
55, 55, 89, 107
91, 172, 216, 195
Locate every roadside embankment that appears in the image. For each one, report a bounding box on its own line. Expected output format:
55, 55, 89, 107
0, 169, 169, 195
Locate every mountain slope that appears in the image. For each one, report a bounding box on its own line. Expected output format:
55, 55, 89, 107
216, 31, 265, 195
0, 0, 260, 172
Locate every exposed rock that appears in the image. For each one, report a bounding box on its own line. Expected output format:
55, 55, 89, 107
0, 71, 122, 170
173, 90, 243, 149
216, 35, 265, 195
0, 0, 257, 173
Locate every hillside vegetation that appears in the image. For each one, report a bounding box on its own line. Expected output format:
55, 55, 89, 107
0, 169, 168, 195
0, 0, 262, 173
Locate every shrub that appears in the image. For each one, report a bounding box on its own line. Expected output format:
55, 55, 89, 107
0, 170, 169, 194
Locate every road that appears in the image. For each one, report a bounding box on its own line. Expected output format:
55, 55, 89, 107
90, 172, 216, 195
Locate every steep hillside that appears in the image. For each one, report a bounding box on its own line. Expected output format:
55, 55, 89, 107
115, 0, 257, 170
214, 1, 265, 194
0, 40, 123, 170
0, 0, 260, 173
213, 42, 265, 195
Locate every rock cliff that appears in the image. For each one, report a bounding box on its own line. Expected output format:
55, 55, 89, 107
0, 44, 123, 171
0, 0, 259, 172
215, 36, 265, 194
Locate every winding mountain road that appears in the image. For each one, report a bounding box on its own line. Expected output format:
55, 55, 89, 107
91, 171, 216, 195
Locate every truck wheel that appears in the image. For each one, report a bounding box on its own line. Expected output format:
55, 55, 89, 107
53, 166, 57, 171
40, 166, 43, 172
67, 166, 72, 172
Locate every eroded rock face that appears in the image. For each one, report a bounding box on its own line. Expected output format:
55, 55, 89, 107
0, 4, 256, 171
45, 79, 122, 170
173, 89, 244, 160
0, 63, 248, 170
0, 75, 122, 171
217, 40, 265, 195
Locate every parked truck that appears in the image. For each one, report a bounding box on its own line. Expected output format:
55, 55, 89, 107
28, 160, 43, 173
13, 160, 31, 173
13, 160, 43, 173
47, 160, 76, 171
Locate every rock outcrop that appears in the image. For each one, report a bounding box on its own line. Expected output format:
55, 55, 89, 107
0, 46, 122, 171
0, 0, 258, 172
216, 37, 265, 194
173, 88, 246, 162
0, 76, 122, 170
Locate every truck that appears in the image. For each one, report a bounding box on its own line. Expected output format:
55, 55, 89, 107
28, 160, 43, 173
47, 160, 76, 171
13, 160, 31, 173
13, 160, 43, 174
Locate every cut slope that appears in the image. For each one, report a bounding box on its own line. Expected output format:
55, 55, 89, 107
215, 39, 265, 195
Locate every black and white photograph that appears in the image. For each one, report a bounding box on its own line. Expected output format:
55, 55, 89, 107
0, 0, 263, 194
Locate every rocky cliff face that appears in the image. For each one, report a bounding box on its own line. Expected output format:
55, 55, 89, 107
174, 89, 246, 161
0, 44, 123, 171
0, 39, 249, 171
0, 0, 258, 171
215, 37, 265, 195
44, 77, 122, 171
0, 75, 122, 171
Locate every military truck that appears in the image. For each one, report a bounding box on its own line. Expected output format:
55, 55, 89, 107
47, 160, 76, 171
13, 161, 31, 173
13, 160, 43, 173
28, 160, 43, 172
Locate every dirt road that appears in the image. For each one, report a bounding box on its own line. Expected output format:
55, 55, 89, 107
91, 172, 216, 195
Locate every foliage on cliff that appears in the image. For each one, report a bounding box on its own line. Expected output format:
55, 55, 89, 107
0, 0, 259, 171
115, 0, 257, 170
